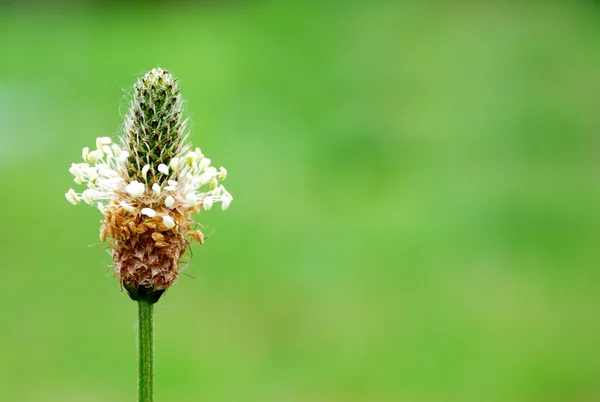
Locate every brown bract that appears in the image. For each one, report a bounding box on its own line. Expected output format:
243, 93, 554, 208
101, 203, 198, 303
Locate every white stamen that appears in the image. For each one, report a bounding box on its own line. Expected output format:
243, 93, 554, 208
141, 208, 157, 218
120, 201, 135, 213
65, 189, 79, 205
98, 168, 117, 178
218, 167, 227, 181
110, 144, 121, 154
118, 151, 129, 163
158, 164, 169, 175
69, 163, 82, 176
102, 145, 113, 157
199, 158, 211, 171
96, 136, 111, 149
88, 150, 103, 164
186, 192, 198, 206
125, 181, 145, 198
66, 130, 233, 220
222, 193, 232, 210
202, 196, 213, 211
213, 185, 223, 196
142, 165, 150, 181
82, 189, 94, 205
185, 151, 198, 166
162, 215, 175, 229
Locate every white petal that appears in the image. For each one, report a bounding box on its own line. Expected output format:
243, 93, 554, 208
141, 208, 157, 218
165, 196, 175, 208
170, 157, 180, 170
152, 183, 161, 196
125, 181, 145, 198
162, 215, 175, 229
82, 147, 90, 162
97, 202, 106, 215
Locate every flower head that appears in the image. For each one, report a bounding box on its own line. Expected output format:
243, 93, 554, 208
66, 68, 232, 303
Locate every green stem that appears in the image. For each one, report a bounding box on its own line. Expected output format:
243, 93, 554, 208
138, 300, 154, 402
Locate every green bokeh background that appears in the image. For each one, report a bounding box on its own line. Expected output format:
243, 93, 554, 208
1, 1, 599, 401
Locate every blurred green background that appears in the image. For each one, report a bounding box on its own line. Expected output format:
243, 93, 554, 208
1, 1, 600, 401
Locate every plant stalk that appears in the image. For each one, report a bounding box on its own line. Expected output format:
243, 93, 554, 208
138, 300, 154, 402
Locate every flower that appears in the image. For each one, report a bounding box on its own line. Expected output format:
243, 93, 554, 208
65, 68, 232, 304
